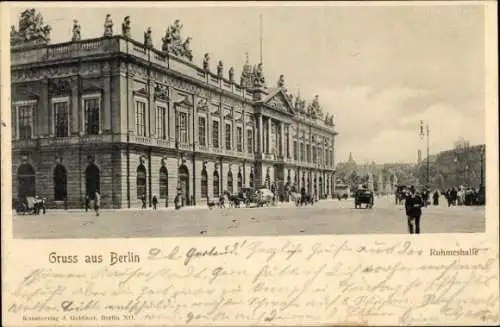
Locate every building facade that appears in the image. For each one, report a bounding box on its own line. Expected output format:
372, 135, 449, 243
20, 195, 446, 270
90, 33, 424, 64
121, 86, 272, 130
10, 11, 338, 209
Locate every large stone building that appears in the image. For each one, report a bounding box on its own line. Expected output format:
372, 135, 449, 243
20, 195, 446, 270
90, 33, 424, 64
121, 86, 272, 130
10, 10, 338, 209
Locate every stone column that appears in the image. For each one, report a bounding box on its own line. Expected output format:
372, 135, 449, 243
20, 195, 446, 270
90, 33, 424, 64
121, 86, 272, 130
148, 81, 155, 138
232, 109, 236, 151
267, 117, 271, 154
280, 122, 285, 158
288, 124, 293, 158
70, 76, 80, 135
102, 64, 112, 132
207, 108, 212, 148
193, 95, 199, 146
242, 110, 246, 153
168, 97, 176, 141
258, 114, 263, 153
127, 72, 135, 134
220, 104, 225, 150
39, 78, 49, 137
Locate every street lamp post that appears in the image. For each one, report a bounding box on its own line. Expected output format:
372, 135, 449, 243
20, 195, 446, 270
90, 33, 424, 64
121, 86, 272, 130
419, 120, 430, 187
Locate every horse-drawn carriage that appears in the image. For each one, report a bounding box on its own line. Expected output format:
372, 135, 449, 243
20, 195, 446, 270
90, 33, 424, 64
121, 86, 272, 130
354, 188, 374, 209
14, 196, 46, 215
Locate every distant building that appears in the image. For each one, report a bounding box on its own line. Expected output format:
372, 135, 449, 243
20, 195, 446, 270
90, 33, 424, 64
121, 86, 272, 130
10, 11, 338, 208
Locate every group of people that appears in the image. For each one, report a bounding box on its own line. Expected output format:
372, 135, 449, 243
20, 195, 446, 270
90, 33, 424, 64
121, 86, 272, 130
443, 187, 482, 206
15, 195, 46, 215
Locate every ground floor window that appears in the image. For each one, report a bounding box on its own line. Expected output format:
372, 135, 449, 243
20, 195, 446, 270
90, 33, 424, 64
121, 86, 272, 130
201, 169, 208, 198
213, 171, 220, 198
159, 167, 168, 199
227, 171, 233, 194
17, 163, 36, 198
237, 172, 242, 192
137, 165, 147, 199
54, 164, 67, 201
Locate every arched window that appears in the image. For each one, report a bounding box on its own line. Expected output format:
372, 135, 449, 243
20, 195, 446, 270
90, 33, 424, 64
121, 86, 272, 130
159, 167, 168, 200
249, 171, 254, 188
227, 171, 233, 194
137, 165, 147, 199
237, 172, 243, 192
85, 163, 100, 197
213, 170, 220, 198
17, 163, 36, 198
201, 168, 208, 198
53, 164, 67, 201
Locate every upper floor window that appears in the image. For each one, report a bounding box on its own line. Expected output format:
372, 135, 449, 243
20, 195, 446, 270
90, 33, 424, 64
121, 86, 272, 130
312, 146, 317, 163
212, 120, 220, 148
247, 129, 253, 154
300, 143, 305, 162
293, 141, 298, 161
225, 123, 232, 150
198, 116, 207, 146
83, 95, 101, 135
155, 104, 167, 139
236, 126, 243, 152
135, 100, 146, 137
306, 144, 311, 163
52, 97, 69, 138
13, 100, 36, 140
177, 111, 188, 144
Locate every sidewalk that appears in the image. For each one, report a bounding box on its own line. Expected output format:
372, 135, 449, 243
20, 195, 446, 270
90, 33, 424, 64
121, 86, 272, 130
31, 199, 316, 213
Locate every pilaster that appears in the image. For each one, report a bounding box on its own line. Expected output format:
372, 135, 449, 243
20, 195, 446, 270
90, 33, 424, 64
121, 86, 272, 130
102, 63, 112, 132
40, 78, 49, 136
70, 76, 80, 135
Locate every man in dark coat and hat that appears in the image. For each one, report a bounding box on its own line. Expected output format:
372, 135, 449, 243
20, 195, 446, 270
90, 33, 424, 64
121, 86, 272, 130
404, 185, 424, 234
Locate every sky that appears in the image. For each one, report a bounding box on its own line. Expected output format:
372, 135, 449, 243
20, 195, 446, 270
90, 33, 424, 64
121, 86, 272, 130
8, 2, 487, 164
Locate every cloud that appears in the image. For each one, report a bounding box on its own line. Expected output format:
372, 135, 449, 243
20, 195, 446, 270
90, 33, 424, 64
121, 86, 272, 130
321, 87, 484, 163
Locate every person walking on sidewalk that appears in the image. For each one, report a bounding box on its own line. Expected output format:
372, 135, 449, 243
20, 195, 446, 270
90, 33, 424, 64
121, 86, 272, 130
94, 191, 101, 217
152, 195, 158, 210
405, 186, 424, 234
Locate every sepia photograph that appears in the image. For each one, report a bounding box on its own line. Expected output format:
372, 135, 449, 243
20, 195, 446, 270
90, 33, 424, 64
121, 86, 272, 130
8, 3, 487, 239
2, 2, 499, 326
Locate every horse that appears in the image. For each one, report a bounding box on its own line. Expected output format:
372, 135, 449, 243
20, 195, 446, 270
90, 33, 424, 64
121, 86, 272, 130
289, 192, 302, 206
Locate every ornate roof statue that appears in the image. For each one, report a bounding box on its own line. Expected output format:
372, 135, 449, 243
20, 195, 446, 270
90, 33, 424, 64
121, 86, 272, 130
11, 9, 52, 46
228, 66, 235, 83
240, 53, 253, 89
182, 37, 193, 61
122, 16, 131, 38
217, 60, 223, 78
144, 27, 153, 48
161, 20, 193, 61
161, 27, 172, 52
308, 94, 323, 119
277, 74, 285, 88
324, 113, 334, 126
72, 20, 81, 42
103, 14, 113, 37
252, 62, 266, 88
203, 53, 210, 72
294, 92, 306, 113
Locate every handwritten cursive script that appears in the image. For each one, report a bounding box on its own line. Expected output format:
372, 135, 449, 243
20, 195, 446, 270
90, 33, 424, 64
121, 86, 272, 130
5, 240, 499, 325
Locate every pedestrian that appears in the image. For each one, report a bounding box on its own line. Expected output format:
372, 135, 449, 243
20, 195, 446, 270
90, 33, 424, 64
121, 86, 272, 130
433, 190, 439, 206
94, 191, 101, 216
85, 194, 90, 212
141, 194, 147, 209
174, 191, 182, 210
152, 195, 158, 210
404, 186, 424, 234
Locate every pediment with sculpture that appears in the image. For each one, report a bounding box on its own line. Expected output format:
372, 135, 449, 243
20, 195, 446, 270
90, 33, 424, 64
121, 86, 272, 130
263, 89, 295, 115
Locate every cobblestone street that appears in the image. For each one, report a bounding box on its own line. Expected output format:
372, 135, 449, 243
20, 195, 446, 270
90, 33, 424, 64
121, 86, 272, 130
13, 196, 485, 239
